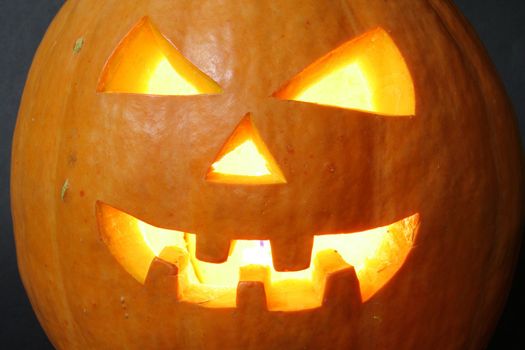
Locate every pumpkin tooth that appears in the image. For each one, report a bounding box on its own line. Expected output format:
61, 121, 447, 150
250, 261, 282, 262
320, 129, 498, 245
313, 250, 361, 308
195, 234, 231, 263
322, 267, 361, 309
236, 281, 268, 311
270, 235, 313, 272
236, 265, 269, 310
144, 257, 179, 295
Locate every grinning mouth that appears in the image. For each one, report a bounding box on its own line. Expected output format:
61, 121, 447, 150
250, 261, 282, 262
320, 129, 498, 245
97, 202, 419, 311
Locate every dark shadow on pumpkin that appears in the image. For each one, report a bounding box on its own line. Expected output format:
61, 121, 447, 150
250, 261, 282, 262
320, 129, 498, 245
96, 201, 419, 311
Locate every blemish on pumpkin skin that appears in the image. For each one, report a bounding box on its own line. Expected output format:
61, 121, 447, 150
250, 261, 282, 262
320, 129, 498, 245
120, 296, 128, 312
79, 190, 85, 198
372, 315, 382, 323
61, 179, 70, 202
68, 153, 77, 166
73, 38, 84, 54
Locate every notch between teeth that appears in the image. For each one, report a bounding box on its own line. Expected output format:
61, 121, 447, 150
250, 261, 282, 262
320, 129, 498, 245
236, 284, 268, 311
239, 265, 271, 285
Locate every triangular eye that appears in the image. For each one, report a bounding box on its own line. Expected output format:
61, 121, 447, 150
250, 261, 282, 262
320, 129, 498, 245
206, 115, 287, 185
97, 17, 222, 96
274, 28, 415, 116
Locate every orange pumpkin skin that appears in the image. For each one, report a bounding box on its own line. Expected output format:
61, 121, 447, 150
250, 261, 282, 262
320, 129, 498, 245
11, 0, 524, 349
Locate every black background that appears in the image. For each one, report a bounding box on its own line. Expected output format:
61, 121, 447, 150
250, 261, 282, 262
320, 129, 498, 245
0, 1, 523, 349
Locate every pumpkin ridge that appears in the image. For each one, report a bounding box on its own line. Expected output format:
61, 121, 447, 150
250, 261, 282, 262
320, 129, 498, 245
428, 1, 525, 347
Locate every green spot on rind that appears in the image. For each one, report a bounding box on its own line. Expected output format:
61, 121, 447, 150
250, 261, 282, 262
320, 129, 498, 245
73, 38, 84, 54
61, 179, 70, 201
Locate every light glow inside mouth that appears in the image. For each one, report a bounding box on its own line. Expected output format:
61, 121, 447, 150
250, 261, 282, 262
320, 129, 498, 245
97, 203, 419, 311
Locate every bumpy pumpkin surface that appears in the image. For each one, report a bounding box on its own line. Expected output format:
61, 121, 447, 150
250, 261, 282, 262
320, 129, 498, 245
11, 0, 523, 349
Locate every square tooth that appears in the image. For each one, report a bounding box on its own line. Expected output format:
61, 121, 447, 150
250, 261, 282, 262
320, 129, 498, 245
195, 234, 231, 263
322, 267, 361, 309
270, 235, 313, 272
144, 257, 179, 296
236, 281, 268, 311
312, 249, 361, 308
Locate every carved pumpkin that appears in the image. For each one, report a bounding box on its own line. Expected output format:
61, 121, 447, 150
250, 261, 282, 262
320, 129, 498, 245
11, 1, 523, 349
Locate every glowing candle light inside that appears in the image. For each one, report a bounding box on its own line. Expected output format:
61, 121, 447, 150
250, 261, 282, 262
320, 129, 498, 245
206, 115, 287, 185
97, 17, 222, 96
98, 202, 419, 310
147, 57, 200, 96
239, 240, 273, 266
210, 140, 272, 177
294, 61, 374, 112
274, 28, 416, 116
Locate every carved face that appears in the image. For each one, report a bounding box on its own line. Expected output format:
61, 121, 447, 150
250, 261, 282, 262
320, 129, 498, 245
13, 1, 523, 349
95, 17, 420, 311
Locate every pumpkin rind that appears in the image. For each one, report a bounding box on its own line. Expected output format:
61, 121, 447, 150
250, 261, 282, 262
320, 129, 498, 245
11, 0, 523, 349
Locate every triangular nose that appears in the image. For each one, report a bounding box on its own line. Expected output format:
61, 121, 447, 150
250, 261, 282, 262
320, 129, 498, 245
206, 114, 287, 185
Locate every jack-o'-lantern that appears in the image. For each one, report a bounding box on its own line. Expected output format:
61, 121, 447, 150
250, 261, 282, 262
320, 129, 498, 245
11, 1, 524, 349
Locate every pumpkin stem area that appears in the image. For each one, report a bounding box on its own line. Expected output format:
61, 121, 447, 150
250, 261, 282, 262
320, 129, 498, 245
96, 203, 419, 311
